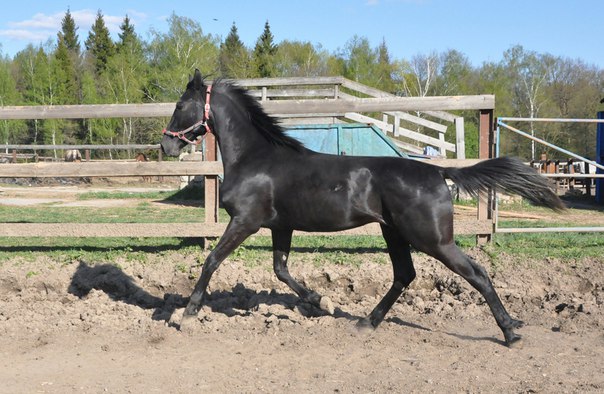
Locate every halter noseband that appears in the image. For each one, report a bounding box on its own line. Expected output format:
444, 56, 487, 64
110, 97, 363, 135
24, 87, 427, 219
162, 85, 213, 145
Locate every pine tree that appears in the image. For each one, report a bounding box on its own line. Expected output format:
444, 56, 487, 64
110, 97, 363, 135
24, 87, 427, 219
55, 33, 78, 103
107, 15, 148, 146
117, 15, 136, 50
85, 10, 115, 74
219, 22, 251, 78
61, 8, 80, 54
253, 21, 277, 78
376, 38, 395, 93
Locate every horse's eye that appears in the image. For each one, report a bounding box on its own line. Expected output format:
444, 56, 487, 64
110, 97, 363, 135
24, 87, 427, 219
176, 102, 184, 110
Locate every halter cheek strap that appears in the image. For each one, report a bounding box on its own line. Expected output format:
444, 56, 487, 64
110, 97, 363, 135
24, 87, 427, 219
162, 85, 213, 145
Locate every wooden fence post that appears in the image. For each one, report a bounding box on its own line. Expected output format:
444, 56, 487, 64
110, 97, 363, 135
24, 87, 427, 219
477, 109, 494, 244
204, 134, 219, 225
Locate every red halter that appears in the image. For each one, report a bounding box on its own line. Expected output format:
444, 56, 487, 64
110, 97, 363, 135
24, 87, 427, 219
162, 85, 213, 145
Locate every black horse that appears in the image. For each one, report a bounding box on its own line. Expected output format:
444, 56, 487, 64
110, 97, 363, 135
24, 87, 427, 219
161, 70, 564, 346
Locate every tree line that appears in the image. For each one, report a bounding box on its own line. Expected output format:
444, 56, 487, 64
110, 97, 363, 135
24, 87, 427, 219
0, 9, 602, 160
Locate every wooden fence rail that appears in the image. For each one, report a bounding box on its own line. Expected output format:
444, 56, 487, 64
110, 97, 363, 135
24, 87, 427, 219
0, 76, 495, 240
0, 158, 491, 238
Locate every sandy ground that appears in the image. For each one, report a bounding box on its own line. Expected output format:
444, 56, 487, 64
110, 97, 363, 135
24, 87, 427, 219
0, 247, 602, 393
1, 183, 603, 392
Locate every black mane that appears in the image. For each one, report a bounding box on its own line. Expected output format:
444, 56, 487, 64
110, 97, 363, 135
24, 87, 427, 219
214, 79, 304, 152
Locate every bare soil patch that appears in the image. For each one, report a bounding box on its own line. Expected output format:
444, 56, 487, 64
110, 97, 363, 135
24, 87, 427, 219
1, 247, 602, 393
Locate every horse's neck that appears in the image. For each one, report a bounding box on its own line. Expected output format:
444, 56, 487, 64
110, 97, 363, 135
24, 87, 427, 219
215, 117, 269, 172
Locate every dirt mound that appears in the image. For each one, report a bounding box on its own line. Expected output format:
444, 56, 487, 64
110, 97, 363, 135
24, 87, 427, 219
0, 249, 603, 392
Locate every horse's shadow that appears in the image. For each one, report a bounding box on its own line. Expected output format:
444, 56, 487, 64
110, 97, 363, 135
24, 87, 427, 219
67, 261, 183, 321
67, 261, 504, 345
67, 261, 361, 324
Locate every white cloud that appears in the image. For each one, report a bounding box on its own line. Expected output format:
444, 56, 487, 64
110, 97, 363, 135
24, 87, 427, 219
1, 9, 147, 46
0, 28, 53, 41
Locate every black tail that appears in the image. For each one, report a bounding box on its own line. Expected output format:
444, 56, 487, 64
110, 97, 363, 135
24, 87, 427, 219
442, 157, 566, 211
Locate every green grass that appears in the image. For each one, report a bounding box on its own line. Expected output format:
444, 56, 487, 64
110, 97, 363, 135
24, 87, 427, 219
76, 184, 205, 202
1, 232, 601, 266
0, 237, 203, 264
1, 190, 602, 265
489, 232, 604, 260
0, 204, 233, 223
77, 190, 177, 200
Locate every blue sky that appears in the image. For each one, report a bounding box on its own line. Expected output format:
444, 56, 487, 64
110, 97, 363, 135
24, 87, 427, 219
0, 0, 602, 68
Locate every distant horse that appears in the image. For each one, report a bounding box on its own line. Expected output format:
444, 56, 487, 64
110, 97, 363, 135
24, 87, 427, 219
135, 152, 148, 162
64, 149, 82, 162
160, 70, 565, 346
135, 152, 152, 182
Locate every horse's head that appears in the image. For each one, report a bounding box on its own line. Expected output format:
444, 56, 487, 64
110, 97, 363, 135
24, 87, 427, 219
160, 69, 210, 157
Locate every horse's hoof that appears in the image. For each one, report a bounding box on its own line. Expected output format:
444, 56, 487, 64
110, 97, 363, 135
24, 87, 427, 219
504, 331, 523, 348
355, 318, 375, 335
179, 314, 198, 333
319, 296, 335, 315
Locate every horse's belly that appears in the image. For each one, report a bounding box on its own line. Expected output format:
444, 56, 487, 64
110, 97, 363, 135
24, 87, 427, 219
268, 198, 381, 232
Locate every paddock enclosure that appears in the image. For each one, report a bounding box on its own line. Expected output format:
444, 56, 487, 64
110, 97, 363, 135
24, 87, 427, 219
0, 76, 496, 240
1, 77, 603, 392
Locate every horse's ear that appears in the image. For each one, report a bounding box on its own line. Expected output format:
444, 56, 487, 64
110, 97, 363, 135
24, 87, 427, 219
193, 69, 203, 91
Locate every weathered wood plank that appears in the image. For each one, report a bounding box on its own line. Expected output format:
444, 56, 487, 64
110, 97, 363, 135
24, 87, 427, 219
0, 103, 175, 120
340, 79, 394, 98
2, 144, 160, 150
455, 117, 466, 160
422, 158, 484, 168
344, 113, 456, 152
391, 140, 424, 154
0, 95, 495, 121
263, 96, 495, 115
385, 111, 448, 133
0, 161, 224, 177
247, 88, 336, 99
234, 76, 345, 88
423, 110, 460, 123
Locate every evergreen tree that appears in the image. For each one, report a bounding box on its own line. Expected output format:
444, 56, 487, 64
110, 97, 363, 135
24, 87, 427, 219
376, 38, 395, 92
253, 21, 277, 78
117, 15, 137, 50
85, 10, 115, 74
219, 22, 251, 78
61, 8, 80, 54
54, 33, 78, 103
106, 15, 148, 146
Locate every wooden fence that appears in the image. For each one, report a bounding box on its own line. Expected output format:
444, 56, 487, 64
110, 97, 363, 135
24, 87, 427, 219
0, 76, 496, 240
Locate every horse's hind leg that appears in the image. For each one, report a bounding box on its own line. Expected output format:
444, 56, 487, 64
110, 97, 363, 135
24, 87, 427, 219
357, 224, 416, 330
430, 242, 523, 346
272, 229, 334, 314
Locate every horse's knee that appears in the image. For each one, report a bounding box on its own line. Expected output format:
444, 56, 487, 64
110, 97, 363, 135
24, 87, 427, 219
273, 257, 290, 282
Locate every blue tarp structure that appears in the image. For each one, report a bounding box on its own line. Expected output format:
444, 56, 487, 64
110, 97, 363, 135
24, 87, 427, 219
285, 123, 406, 158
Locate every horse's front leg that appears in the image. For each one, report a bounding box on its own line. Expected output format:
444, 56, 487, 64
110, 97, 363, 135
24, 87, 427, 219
272, 229, 334, 314
182, 218, 258, 325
